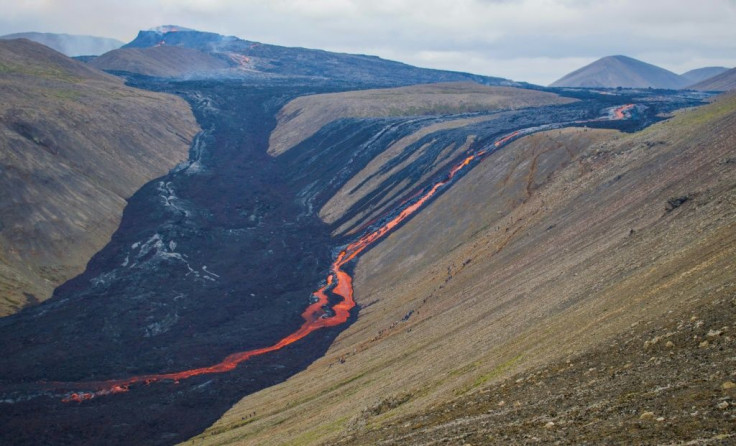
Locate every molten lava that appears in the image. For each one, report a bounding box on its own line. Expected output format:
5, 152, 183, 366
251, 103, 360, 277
228, 53, 252, 68
58, 104, 634, 402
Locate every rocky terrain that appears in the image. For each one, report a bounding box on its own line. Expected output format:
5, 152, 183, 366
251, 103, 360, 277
187, 91, 734, 445
689, 67, 736, 91
334, 289, 735, 445
550, 55, 689, 89
0, 39, 199, 315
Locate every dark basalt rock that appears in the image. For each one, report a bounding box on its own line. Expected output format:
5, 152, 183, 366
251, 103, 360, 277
666, 195, 691, 211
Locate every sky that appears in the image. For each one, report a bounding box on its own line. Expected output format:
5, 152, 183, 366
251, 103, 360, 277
1, 0, 735, 85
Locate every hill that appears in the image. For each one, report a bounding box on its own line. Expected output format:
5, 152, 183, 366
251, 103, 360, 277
0, 32, 123, 56
188, 92, 736, 445
268, 82, 575, 156
688, 67, 736, 91
0, 39, 199, 315
92, 26, 513, 86
88, 45, 230, 78
680, 66, 729, 84
550, 55, 688, 89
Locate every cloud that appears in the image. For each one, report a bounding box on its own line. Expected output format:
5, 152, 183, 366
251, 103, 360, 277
0, 0, 734, 85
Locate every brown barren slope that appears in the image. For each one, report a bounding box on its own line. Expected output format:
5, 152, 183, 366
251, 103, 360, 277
186, 93, 736, 445
0, 39, 199, 315
268, 83, 575, 156
688, 67, 736, 91
89, 45, 231, 78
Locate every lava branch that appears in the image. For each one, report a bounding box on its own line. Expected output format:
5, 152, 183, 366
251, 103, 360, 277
612, 103, 635, 120
56, 104, 634, 403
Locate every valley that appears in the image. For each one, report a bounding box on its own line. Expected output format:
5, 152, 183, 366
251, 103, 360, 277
2, 1, 735, 442
0, 65, 708, 445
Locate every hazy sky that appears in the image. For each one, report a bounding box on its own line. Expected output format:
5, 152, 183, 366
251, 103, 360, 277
2, 0, 735, 85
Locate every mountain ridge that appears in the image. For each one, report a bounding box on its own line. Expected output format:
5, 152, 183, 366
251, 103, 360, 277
91, 26, 514, 86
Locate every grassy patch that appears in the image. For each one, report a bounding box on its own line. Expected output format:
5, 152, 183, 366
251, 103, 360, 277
464, 354, 524, 393
289, 415, 349, 446
0, 62, 15, 74
0, 61, 81, 83
673, 94, 736, 127
51, 89, 83, 101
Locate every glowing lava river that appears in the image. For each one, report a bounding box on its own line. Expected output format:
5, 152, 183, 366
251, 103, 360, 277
53, 103, 637, 404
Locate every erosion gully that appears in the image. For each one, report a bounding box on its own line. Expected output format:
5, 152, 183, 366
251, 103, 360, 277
0, 79, 705, 445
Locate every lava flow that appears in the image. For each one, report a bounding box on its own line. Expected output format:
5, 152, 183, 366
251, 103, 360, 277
613, 103, 635, 120
57, 104, 634, 403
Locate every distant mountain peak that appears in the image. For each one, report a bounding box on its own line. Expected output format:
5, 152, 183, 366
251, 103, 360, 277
605, 55, 632, 60
550, 55, 688, 89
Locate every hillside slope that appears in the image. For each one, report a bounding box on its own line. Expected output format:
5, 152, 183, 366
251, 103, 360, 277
269, 82, 574, 156
689, 67, 736, 91
188, 92, 735, 445
0, 39, 199, 315
89, 45, 231, 78
680, 66, 729, 84
0, 32, 123, 56
550, 55, 688, 89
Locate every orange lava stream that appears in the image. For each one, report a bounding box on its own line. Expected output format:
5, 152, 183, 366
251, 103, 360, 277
60, 104, 633, 403
613, 104, 635, 120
